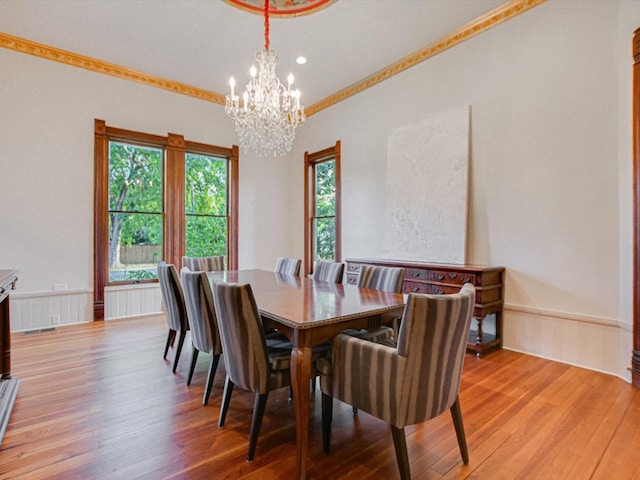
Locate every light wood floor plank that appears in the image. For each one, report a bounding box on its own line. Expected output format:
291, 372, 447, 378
1, 316, 638, 479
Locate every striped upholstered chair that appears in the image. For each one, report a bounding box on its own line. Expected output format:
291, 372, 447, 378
274, 257, 301, 276
213, 281, 295, 461
311, 260, 345, 283
343, 264, 405, 344
319, 283, 476, 480
180, 268, 223, 405
181, 255, 225, 272
157, 262, 189, 373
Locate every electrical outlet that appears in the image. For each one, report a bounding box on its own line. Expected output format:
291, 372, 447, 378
51, 314, 60, 325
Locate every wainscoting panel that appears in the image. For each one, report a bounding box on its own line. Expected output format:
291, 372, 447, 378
104, 283, 162, 320
503, 304, 632, 383
10, 289, 92, 331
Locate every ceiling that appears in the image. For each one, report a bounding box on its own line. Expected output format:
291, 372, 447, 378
0, 0, 509, 110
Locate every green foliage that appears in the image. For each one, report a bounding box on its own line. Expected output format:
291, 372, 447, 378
315, 160, 336, 260
185, 153, 228, 256
107, 144, 229, 280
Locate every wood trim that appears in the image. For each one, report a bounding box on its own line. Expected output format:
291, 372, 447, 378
0, 1, 545, 118
93, 119, 109, 320
633, 27, 640, 388
0, 32, 225, 105
228, 145, 240, 270
305, 0, 547, 116
304, 151, 311, 275
165, 134, 186, 268
334, 140, 342, 264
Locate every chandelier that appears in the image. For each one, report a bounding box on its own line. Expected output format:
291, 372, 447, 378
225, 0, 306, 157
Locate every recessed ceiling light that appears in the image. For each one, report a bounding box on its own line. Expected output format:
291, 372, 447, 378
296, 56, 307, 65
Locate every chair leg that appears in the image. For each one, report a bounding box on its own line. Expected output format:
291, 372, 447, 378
187, 347, 199, 385
321, 393, 333, 454
247, 392, 269, 462
203, 354, 220, 406
172, 329, 187, 373
390, 425, 411, 480
164, 330, 176, 359
450, 397, 469, 464
219, 376, 234, 428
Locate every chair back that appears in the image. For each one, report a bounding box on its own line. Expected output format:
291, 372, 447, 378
357, 265, 404, 293
157, 262, 187, 332
213, 282, 272, 393
182, 255, 225, 272
312, 261, 344, 283
397, 283, 475, 425
181, 268, 222, 356
274, 257, 301, 276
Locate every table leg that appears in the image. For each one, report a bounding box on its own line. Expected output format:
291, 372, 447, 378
291, 331, 312, 480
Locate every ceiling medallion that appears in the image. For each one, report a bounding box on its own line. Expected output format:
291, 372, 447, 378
225, 0, 336, 17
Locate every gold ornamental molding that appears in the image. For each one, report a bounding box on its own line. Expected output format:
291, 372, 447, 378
0, 32, 226, 106
0, 0, 545, 116
306, 0, 547, 116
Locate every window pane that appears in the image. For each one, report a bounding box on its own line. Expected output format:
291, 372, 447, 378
108, 141, 162, 283
108, 213, 162, 282
185, 153, 227, 216
314, 217, 335, 261
186, 215, 228, 257
109, 142, 162, 212
315, 161, 335, 217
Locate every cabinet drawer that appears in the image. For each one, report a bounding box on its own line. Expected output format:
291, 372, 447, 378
403, 282, 429, 294
347, 263, 361, 273
405, 268, 429, 281
428, 269, 475, 285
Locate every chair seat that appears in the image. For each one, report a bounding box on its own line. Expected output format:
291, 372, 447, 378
265, 332, 332, 371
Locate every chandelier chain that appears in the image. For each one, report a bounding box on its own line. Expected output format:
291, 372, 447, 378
264, 0, 270, 50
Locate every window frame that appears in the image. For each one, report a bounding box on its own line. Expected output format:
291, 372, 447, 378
304, 140, 341, 276
94, 119, 238, 320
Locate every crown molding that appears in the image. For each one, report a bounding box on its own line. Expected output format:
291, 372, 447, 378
306, 0, 547, 116
0, 32, 225, 105
0, 0, 545, 116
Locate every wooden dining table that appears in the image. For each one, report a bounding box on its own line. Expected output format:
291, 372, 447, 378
208, 269, 405, 480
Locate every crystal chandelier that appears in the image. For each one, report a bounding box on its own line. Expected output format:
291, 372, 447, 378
225, 0, 306, 157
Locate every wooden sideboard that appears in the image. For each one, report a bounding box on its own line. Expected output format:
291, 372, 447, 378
0, 269, 19, 446
345, 258, 505, 356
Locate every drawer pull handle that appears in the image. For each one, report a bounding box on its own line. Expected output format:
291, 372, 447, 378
435, 274, 445, 280
448, 273, 457, 280
433, 288, 444, 294
411, 286, 420, 292
411, 272, 420, 277
462, 277, 472, 283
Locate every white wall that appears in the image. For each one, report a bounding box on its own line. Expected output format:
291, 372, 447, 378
1, 1, 638, 380
0, 43, 300, 326
290, 0, 639, 381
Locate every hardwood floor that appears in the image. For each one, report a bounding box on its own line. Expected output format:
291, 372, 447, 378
1, 315, 639, 479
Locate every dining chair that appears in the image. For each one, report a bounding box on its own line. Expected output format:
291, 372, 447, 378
319, 283, 476, 480
274, 257, 301, 276
212, 281, 295, 461
311, 260, 344, 283
157, 262, 189, 373
343, 264, 405, 343
181, 268, 223, 405
181, 255, 225, 272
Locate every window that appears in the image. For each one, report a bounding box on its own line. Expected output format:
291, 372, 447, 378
185, 152, 228, 258
108, 142, 163, 282
94, 119, 238, 319
304, 141, 341, 276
